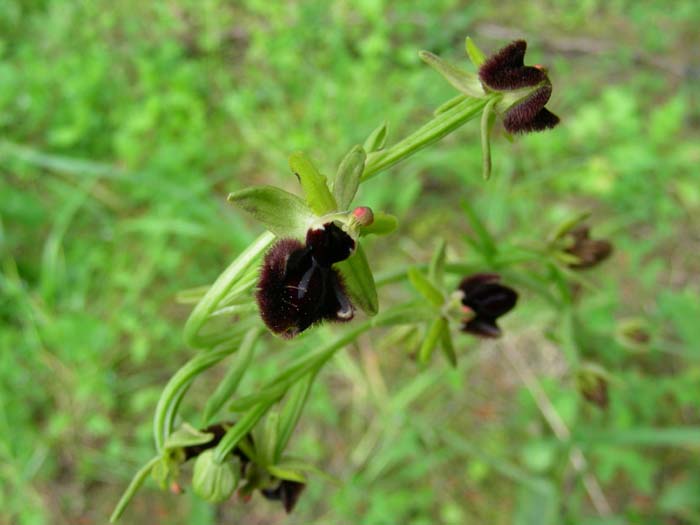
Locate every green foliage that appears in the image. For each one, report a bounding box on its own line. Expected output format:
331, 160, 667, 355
2, 0, 700, 524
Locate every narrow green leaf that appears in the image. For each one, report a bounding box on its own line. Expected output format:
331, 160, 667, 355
428, 239, 447, 287
434, 94, 468, 116
333, 145, 366, 210
465, 37, 487, 67
202, 328, 261, 425
439, 321, 457, 367
360, 212, 398, 237
418, 50, 485, 98
461, 200, 497, 259
363, 121, 388, 153
213, 402, 270, 463
288, 151, 337, 215
266, 464, 307, 484
419, 317, 447, 365
276, 373, 316, 461
336, 244, 378, 316
110, 456, 161, 522
228, 186, 313, 238
407, 267, 444, 307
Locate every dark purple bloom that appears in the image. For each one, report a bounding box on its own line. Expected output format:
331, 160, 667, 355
458, 273, 518, 338
256, 223, 355, 338
565, 225, 613, 269
261, 480, 306, 513
479, 40, 560, 134
479, 40, 546, 91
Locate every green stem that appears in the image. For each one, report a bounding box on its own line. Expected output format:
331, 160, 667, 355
362, 96, 488, 181
153, 339, 241, 452
110, 456, 161, 523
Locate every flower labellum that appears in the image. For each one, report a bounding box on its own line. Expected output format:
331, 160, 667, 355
257, 223, 356, 338
479, 40, 560, 134
565, 225, 613, 269
457, 273, 518, 338
261, 480, 306, 513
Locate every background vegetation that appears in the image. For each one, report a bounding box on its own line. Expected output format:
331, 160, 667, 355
2, 1, 699, 524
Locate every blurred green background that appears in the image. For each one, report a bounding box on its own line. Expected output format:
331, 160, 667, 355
2, 1, 700, 524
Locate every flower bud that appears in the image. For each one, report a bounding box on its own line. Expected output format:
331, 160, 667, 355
351, 206, 374, 227
577, 368, 609, 409
457, 273, 518, 338
192, 450, 239, 503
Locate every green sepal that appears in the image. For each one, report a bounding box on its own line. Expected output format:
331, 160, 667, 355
419, 317, 447, 365
439, 322, 457, 368
336, 244, 378, 316
288, 151, 338, 215
164, 422, 215, 450
418, 50, 485, 98
266, 464, 307, 484
465, 37, 486, 67
333, 145, 366, 210
363, 121, 388, 153
407, 267, 444, 307
227, 186, 314, 238
192, 450, 239, 503
360, 212, 398, 237
428, 239, 447, 287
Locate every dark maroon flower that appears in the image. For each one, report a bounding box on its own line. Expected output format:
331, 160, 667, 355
565, 225, 613, 269
479, 40, 560, 134
261, 480, 306, 513
458, 273, 518, 338
256, 223, 355, 338
479, 40, 546, 91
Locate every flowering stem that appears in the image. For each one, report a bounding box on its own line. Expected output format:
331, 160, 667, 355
362, 96, 489, 181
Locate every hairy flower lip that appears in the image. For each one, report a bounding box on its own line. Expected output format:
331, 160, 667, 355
457, 273, 518, 338
479, 40, 560, 134
256, 222, 358, 338
260, 480, 306, 513
565, 225, 613, 269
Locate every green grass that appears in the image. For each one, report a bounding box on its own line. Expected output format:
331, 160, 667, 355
2, 1, 700, 524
